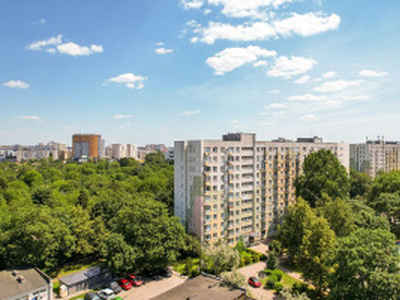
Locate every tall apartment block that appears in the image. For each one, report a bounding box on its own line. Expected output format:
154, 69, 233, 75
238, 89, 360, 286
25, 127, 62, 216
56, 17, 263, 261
174, 133, 349, 246
72, 134, 105, 159
350, 138, 400, 178
110, 144, 137, 159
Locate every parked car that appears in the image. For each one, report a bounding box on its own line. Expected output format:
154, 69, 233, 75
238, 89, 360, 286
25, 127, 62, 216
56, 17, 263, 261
159, 269, 172, 278
126, 274, 143, 286
109, 281, 122, 294
248, 276, 261, 288
97, 288, 115, 300
84, 292, 102, 300
118, 278, 132, 290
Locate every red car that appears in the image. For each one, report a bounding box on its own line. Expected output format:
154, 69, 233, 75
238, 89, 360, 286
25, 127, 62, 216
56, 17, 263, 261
126, 274, 143, 287
118, 278, 132, 290
248, 276, 261, 288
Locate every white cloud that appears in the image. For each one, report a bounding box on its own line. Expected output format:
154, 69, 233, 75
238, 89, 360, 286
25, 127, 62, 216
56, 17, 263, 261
268, 56, 317, 78
206, 45, 276, 75
155, 47, 174, 55
13, 116, 42, 121
57, 42, 103, 56
39, 18, 46, 24
182, 0, 204, 9
294, 75, 310, 84
114, 114, 132, 119
269, 103, 287, 108
182, 110, 201, 115
359, 70, 388, 77
322, 71, 336, 79
106, 73, 146, 90
343, 95, 370, 101
156, 42, 165, 46
27, 35, 103, 56
193, 13, 340, 44
27, 35, 63, 51
3, 80, 30, 89
208, 0, 293, 19
300, 114, 318, 121
314, 79, 363, 92
287, 94, 329, 102
253, 60, 268, 67
267, 89, 281, 94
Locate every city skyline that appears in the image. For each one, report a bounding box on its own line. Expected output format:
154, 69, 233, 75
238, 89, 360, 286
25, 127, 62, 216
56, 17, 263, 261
1, 0, 400, 145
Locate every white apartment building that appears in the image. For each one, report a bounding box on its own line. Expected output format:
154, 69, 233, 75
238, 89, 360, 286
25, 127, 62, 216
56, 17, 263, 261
111, 144, 137, 159
175, 133, 349, 246
350, 139, 400, 178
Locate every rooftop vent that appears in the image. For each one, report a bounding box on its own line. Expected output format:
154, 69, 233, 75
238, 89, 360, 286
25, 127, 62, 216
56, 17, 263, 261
16, 275, 25, 283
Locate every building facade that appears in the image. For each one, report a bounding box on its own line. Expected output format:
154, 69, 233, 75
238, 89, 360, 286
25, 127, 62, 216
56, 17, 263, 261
72, 134, 105, 159
175, 133, 349, 246
110, 144, 137, 159
0, 268, 52, 300
350, 138, 400, 178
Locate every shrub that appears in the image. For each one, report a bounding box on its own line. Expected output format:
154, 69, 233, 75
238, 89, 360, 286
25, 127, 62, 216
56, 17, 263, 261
258, 269, 272, 278
274, 282, 284, 294
267, 254, 278, 270
271, 269, 284, 281
266, 275, 278, 289
188, 265, 200, 278
269, 240, 282, 255
292, 282, 309, 295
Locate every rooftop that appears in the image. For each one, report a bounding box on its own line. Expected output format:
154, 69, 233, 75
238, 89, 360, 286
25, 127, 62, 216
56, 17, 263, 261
151, 274, 246, 300
59, 266, 102, 286
0, 268, 51, 299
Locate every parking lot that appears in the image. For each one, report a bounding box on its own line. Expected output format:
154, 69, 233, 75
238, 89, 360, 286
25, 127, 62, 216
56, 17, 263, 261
118, 272, 187, 300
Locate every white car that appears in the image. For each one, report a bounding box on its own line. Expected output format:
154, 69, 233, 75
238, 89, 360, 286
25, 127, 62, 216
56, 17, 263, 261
97, 288, 116, 300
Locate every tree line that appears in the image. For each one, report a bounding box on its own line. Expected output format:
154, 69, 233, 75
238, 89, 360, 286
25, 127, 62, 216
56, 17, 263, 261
278, 149, 400, 299
0, 153, 200, 276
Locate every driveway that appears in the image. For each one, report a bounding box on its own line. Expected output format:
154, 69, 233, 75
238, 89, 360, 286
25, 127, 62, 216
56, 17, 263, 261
119, 272, 187, 300
237, 262, 283, 300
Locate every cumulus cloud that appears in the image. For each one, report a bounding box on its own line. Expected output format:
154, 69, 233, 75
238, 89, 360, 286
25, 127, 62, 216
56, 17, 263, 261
106, 73, 146, 90
359, 70, 387, 77
206, 45, 276, 75
114, 114, 132, 119
314, 79, 363, 92
155, 47, 174, 55
3, 80, 30, 89
182, 0, 204, 9
208, 0, 293, 19
300, 114, 318, 121
182, 110, 201, 115
192, 12, 340, 44
294, 75, 310, 84
27, 35, 103, 56
287, 94, 329, 102
267, 56, 317, 78
27, 35, 63, 51
57, 42, 103, 56
269, 103, 287, 108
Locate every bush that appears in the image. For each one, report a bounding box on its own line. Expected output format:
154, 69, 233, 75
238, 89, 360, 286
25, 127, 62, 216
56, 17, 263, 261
267, 254, 278, 270
269, 240, 282, 255
274, 282, 284, 294
292, 282, 309, 295
188, 265, 200, 278
271, 269, 283, 281
266, 275, 278, 289
258, 269, 272, 278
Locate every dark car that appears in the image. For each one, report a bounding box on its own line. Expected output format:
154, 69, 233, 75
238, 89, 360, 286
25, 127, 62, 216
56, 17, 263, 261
159, 269, 172, 278
110, 281, 122, 294
248, 276, 261, 288
84, 292, 101, 300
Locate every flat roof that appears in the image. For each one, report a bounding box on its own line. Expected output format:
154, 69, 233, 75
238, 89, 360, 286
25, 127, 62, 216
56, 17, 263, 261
0, 268, 50, 299
59, 266, 102, 286
151, 274, 245, 300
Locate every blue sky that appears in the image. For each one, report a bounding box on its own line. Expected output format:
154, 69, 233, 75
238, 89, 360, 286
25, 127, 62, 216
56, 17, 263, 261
1, 0, 399, 146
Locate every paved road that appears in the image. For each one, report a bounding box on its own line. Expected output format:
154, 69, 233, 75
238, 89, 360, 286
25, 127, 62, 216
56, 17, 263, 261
236, 262, 283, 300
119, 272, 187, 300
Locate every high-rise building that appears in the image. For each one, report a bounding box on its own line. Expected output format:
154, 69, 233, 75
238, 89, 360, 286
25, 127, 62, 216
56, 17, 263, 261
350, 138, 400, 178
72, 134, 104, 159
174, 133, 349, 246
110, 144, 137, 159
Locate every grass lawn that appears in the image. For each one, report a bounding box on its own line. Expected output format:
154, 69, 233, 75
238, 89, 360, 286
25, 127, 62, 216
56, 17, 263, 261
281, 272, 303, 288
69, 291, 93, 300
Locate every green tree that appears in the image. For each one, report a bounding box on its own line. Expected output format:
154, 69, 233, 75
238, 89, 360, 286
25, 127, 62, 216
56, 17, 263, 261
349, 199, 390, 231
317, 195, 355, 237
350, 168, 371, 198
104, 233, 138, 276
278, 198, 315, 261
296, 149, 349, 207
297, 215, 337, 294
329, 228, 400, 299
369, 193, 400, 237
202, 240, 241, 275
369, 171, 400, 200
